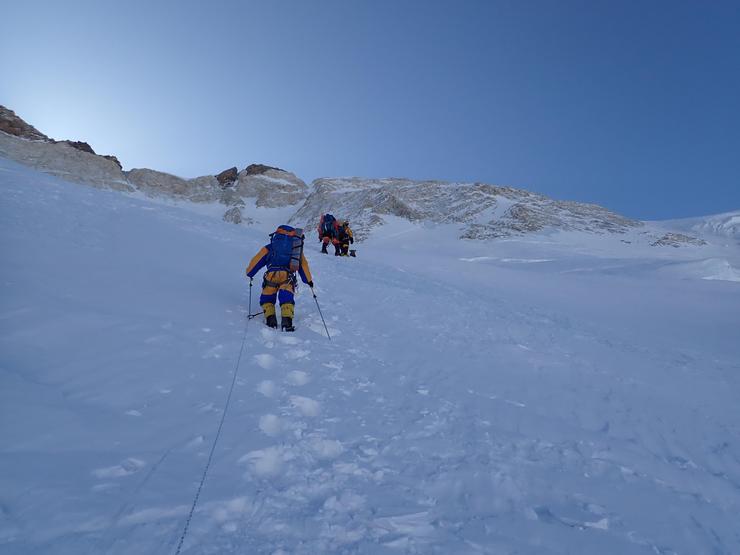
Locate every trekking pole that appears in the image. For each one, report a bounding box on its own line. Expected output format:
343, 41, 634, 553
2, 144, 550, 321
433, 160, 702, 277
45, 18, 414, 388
248, 278, 253, 321
310, 286, 331, 341
247, 311, 264, 320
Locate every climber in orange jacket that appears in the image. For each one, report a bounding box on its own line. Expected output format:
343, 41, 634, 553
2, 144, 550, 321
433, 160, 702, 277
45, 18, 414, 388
246, 225, 313, 331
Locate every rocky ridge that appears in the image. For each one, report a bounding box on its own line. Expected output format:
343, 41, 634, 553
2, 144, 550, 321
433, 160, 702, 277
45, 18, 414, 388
0, 106, 713, 246
0, 106, 308, 222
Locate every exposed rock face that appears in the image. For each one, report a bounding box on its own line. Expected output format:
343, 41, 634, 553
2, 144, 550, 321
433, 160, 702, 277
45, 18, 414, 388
651, 233, 707, 247
101, 155, 123, 170
290, 177, 642, 241
234, 167, 308, 208
126, 168, 220, 202
59, 141, 122, 170
0, 106, 50, 141
216, 166, 238, 187
0, 105, 309, 219
1, 106, 124, 172
0, 131, 132, 191
60, 140, 95, 155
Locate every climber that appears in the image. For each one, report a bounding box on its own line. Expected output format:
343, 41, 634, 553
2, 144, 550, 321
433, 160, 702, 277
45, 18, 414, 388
336, 219, 355, 257
317, 213, 338, 254
245, 225, 314, 331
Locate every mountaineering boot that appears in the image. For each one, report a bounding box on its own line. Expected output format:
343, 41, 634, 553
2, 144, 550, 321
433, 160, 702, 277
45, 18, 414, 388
321, 243, 328, 254
281, 317, 295, 332
265, 314, 278, 329
350, 249, 356, 257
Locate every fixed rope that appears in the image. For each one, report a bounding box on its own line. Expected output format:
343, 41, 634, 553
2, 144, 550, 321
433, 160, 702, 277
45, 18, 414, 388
174, 313, 251, 554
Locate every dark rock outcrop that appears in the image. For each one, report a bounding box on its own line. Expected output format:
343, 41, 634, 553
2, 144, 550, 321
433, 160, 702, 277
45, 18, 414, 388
651, 233, 707, 247
60, 140, 95, 154
102, 155, 123, 170
216, 166, 238, 187
244, 163, 285, 176
0, 106, 50, 141
59, 141, 122, 170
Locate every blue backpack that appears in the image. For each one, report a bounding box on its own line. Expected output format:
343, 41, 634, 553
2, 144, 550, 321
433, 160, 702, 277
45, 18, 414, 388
321, 214, 336, 236
268, 225, 304, 272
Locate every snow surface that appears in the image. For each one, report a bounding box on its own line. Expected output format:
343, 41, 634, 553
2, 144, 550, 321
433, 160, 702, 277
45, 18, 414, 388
1, 157, 740, 554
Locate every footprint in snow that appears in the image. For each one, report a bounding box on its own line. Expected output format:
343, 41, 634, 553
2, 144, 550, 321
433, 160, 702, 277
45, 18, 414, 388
239, 446, 285, 477
92, 458, 146, 479
202, 344, 224, 359
256, 380, 277, 397
286, 370, 310, 386
285, 348, 310, 360
254, 353, 276, 369
186, 435, 205, 449
290, 395, 320, 417
308, 437, 344, 460
258, 414, 282, 436
258, 328, 276, 348
278, 335, 301, 345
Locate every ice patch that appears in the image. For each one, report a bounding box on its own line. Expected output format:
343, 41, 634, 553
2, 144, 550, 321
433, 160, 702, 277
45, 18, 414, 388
92, 458, 146, 479
290, 395, 321, 417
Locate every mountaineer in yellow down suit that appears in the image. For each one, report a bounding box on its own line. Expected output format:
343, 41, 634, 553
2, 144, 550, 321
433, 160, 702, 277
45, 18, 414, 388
245, 225, 313, 332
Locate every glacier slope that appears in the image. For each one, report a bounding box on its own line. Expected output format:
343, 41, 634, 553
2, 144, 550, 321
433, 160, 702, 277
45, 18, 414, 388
1, 157, 740, 554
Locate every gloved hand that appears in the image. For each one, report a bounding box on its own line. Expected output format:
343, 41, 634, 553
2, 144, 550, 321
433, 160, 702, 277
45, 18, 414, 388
349, 237, 354, 244
307, 280, 314, 288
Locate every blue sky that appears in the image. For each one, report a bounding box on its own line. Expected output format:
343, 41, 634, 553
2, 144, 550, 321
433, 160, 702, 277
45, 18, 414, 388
2, 0, 739, 219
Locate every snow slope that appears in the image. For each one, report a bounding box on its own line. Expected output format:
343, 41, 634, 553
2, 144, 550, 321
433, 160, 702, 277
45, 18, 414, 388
2, 157, 740, 554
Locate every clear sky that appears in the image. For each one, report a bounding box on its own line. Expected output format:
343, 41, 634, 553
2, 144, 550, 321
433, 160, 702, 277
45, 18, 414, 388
2, 0, 739, 219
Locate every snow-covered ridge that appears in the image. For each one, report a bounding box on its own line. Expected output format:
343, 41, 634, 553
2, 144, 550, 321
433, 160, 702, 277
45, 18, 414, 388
0, 105, 718, 248
692, 211, 740, 240
291, 177, 642, 241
